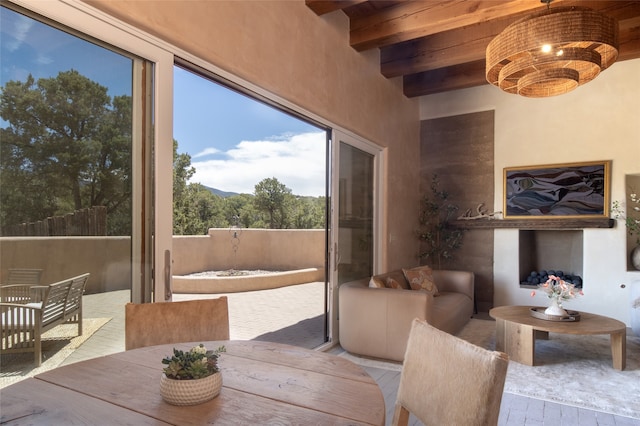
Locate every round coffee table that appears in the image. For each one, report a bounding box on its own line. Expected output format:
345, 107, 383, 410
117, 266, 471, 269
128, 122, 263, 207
489, 305, 626, 370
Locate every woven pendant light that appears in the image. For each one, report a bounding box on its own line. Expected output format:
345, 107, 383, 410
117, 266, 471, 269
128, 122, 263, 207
486, 1, 618, 98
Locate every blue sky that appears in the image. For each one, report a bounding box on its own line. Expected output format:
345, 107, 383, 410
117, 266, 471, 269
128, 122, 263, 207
1, 7, 327, 196
173, 67, 326, 196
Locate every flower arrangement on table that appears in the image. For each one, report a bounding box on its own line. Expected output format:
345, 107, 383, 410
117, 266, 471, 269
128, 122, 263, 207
162, 344, 226, 380
531, 275, 583, 316
160, 344, 226, 406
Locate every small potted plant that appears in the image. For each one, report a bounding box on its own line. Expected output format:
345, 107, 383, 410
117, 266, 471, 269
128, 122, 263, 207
160, 344, 226, 406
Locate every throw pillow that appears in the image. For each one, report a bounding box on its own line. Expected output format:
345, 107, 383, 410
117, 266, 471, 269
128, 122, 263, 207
385, 277, 403, 289
369, 276, 385, 288
402, 266, 439, 295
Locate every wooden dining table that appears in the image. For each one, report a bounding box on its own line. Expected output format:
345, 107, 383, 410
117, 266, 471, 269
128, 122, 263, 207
0, 340, 385, 425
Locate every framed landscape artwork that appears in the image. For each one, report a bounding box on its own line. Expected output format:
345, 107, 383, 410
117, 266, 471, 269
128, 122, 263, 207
503, 160, 611, 219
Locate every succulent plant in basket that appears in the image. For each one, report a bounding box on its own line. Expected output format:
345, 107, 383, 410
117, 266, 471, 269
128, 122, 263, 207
160, 344, 226, 406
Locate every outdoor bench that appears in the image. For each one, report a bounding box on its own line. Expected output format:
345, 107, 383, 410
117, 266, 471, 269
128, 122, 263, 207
1, 273, 90, 366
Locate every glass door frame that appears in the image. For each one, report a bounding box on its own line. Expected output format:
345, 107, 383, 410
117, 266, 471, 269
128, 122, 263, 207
9, 0, 176, 303
328, 129, 385, 345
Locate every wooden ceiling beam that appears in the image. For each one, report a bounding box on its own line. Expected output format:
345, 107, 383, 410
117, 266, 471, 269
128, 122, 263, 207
380, 17, 510, 78
380, 2, 640, 77
384, 13, 640, 78
305, 0, 368, 16
305, 0, 640, 97
349, 0, 567, 51
618, 16, 640, 61
403, 60, 487, 98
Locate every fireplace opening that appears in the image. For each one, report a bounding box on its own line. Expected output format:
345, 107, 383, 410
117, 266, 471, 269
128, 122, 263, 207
521, 269, 583, 288
518, 230, 584, 288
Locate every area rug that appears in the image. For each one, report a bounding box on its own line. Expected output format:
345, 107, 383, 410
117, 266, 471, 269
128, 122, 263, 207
0, 317, 111, 389
341, 318, 640, 419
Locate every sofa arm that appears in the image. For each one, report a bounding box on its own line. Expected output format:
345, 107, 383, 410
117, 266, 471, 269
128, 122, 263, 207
433, 270, 474, 301
338, 280, 433, 361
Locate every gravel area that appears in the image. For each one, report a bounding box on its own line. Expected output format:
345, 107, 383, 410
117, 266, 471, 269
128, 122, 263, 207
186, 269, 283, 277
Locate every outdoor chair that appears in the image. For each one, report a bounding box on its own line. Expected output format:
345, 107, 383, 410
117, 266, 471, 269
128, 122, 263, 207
1, 273, 90, 366
125, 297, 230, 350
4, 269, 43, 286
392, 318, 509, 426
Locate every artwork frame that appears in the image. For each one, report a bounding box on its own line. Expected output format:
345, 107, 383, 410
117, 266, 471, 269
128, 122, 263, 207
503, 160, 611, 219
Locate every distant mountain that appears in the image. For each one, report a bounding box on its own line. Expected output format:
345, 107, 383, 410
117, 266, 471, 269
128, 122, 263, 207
203, 186, 242, 198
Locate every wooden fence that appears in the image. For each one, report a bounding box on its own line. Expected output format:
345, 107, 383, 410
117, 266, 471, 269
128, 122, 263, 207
1, 206, 107, 236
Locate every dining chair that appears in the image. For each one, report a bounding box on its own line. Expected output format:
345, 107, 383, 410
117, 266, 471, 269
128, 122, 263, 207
125, 297, 230, 350
392, 318, 509, 426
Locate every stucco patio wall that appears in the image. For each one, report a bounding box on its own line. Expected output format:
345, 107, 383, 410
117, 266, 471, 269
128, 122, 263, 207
0, 236, 131, 294
172, 228, 325, 275
1, 229, 325, 294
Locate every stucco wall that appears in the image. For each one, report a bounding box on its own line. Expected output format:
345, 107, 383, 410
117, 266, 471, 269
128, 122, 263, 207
0, 237, 131, 294
172, 229, 325, 275
420, 58, 640, 325
84, 0, 421, 273
1, 229, 324, 294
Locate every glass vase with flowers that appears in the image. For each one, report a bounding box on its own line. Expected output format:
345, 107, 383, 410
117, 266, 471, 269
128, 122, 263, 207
531, 275, 583, 317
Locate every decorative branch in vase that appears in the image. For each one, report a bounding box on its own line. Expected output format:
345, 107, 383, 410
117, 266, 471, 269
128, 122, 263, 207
612, 191, 640, 270
417, 175, 464, 269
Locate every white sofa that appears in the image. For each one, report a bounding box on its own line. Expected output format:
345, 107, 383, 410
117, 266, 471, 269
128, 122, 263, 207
338, 268, 474, 361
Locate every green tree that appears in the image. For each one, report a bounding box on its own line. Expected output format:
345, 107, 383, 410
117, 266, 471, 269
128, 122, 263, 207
292, 196, 326, 229
0, 70, 132, 234
219, 194, 257, 228
253, 177, 295, 229
172, 140, 226, 235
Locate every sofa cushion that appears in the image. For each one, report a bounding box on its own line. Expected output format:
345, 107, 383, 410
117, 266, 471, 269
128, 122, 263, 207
385, 277, 403, 289
369, 276, 385, 288
374, 270, 410, 289
403, 266, 439, 295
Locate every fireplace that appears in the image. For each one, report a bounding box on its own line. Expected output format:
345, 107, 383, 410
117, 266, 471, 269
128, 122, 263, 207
518, 230, 584, 288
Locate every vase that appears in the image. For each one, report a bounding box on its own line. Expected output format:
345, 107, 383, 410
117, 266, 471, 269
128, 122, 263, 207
160, 372, 222, 406
631, 245, 640, 271
544, 298, 567, 317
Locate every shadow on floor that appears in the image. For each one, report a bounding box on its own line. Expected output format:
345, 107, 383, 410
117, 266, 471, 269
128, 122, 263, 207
252, 314, 326, 349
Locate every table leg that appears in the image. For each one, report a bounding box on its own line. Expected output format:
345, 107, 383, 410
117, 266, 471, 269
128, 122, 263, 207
610, 330, 626, 371
496, 320, 535, 366
495, 319, 505, 352
534, 330, 549, 340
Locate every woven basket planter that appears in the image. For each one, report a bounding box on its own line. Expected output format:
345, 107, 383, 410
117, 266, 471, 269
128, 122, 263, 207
160, 372, 222, 406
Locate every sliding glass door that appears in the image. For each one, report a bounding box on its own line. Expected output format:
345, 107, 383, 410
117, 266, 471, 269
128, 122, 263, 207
1, 0, 174, 310
329, 130, 381, 343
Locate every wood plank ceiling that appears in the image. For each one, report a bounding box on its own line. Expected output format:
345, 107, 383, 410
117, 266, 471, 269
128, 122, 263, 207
305, 0, 640, 97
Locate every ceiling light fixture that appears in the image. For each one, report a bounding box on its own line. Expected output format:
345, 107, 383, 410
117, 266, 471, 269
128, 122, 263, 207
486, 0, 619, 98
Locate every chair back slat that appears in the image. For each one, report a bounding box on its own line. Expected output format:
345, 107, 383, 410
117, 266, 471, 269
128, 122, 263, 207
6, 269, 43, 286
41, 281, 72, 326
64, 274, 90, 317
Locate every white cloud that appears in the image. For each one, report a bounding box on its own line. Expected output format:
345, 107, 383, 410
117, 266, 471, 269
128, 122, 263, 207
191, 132, 327, 197
36, 53, 53, 65
5, 15, 33, 52
192, 147, 220, 158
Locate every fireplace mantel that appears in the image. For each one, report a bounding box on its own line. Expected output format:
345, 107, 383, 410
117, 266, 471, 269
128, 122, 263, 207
449, 218, 614, 230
